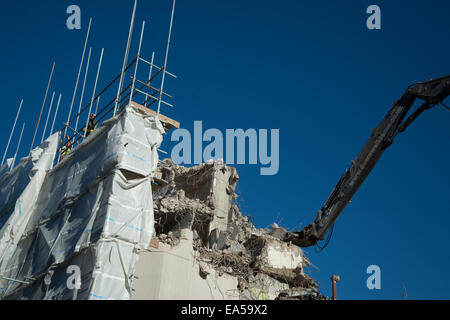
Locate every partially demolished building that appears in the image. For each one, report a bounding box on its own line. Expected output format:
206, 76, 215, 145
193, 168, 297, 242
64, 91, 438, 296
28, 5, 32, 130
0, 1, 326, 300
0, 103, 325, 300
134, 159, 325, 300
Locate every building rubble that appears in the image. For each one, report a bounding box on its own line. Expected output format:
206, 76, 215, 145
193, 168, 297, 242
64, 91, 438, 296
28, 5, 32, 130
0, 0, 340, 300
131, 159, 326, 300
0, 104, 326, 300
0, 105, 164, 300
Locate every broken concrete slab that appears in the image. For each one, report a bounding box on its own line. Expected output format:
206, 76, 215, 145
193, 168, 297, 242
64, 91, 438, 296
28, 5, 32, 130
132, 160, 326, 300
133, 229, 240, 300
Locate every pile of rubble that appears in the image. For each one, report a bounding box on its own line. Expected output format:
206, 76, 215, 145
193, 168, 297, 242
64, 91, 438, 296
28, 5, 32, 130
136, 159, 326, 300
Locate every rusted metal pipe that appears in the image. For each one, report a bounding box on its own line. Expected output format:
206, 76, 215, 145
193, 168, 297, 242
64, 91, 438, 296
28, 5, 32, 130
331, 275, 340, 300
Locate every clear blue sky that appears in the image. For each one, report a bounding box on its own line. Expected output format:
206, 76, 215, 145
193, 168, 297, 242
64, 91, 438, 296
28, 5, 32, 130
0, 0, 449, 299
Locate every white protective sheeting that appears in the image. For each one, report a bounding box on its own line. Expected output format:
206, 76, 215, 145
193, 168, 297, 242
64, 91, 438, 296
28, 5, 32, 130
0, 104, 164, 300
0, 134, 59, 269
0, 137, 57, 231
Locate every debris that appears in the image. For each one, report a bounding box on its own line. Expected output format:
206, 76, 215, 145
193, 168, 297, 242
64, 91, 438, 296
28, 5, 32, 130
149, 238, 159, 249
132, 159, 326, 300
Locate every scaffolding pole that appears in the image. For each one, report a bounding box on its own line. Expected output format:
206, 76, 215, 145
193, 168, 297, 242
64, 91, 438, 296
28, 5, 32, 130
11, 122, 25, 170
67, 58, 137, 127
139, 56, 177, 79
0, 275, 30, 285
2, 98, 23, 166
114, 0, 137, 115
75, 47, 92, 133
131, 76, 172, 98
30, 61, 55, 154
41, 91, 55, 144
130, 21, 146, 105
145, 51, 155, 107
84, 48, 104, 138
95, 96, 101, 115
50, 94, 62, 136
158, 0, 176, 116
440, 102, 450, 112
63, 18, 92, 142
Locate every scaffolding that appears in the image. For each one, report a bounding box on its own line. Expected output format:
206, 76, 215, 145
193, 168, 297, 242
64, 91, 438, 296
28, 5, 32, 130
59, 0, 178, 165
1, 0, 178, 171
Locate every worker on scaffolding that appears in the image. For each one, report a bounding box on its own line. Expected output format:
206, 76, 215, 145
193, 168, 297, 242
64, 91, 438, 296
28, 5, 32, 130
82, 114, 98, 138
60, 135, 73, 160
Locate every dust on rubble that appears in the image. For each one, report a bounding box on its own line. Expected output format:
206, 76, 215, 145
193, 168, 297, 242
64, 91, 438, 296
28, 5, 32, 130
151, 158, 327, 300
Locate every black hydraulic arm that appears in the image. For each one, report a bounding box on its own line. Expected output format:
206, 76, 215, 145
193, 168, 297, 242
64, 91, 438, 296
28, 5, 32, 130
285, 75, 450, 248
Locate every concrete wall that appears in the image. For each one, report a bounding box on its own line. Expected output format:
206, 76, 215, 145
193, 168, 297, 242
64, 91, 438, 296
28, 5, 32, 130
262, 239, 304, 269
132, 229, 240, 300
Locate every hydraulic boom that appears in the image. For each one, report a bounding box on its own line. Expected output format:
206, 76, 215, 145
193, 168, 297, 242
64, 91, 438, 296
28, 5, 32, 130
285, 75, 450, 248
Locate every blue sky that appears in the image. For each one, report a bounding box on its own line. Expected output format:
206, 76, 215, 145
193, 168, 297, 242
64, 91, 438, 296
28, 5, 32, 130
0, 0, 449, 299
